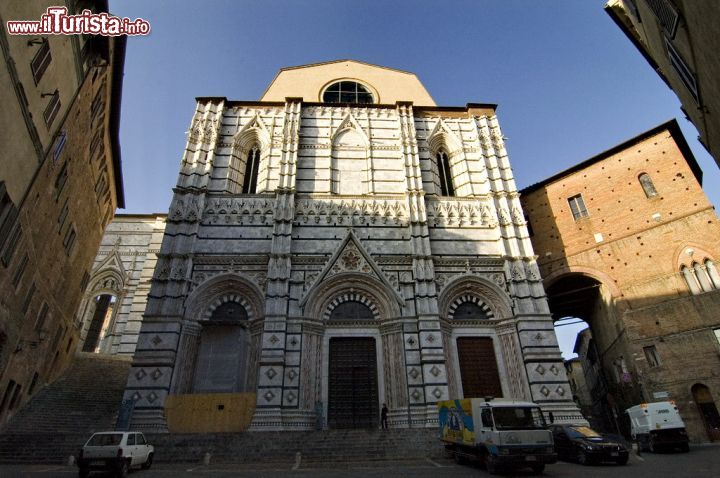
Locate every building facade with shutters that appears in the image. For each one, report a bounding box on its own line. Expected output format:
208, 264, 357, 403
122, 60, 582, 432
0, 0, 124, 426
521, 120, 720, 442
606, 0, 720, 167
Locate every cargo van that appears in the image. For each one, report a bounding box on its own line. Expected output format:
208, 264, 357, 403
438, 398, 557, 474
626, 401, 689, 452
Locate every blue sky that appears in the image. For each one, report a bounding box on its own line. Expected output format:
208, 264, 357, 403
110, 0, 719, 358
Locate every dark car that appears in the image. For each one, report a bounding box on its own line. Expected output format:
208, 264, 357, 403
551, 425, 629, 465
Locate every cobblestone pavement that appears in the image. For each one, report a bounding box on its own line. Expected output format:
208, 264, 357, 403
1, 444, 718, 477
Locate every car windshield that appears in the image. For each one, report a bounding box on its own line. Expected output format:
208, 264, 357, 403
87, 433, 123, 446
492, 407, 546, 430
567, 426, 602, 439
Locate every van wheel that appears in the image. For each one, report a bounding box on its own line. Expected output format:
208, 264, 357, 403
78, 467, 89, 478
453, 451, 465, 465
681, 443, 690, 453
486, 455, 500, 475
648, 439, 657, 453
531, 463, 545, 474
616, 456, 628, 465
577, 450, 588, 465
142, 453, 153, 470
116, 460, 129, 478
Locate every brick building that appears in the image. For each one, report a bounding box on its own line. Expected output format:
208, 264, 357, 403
521, 120, 720, 442
0, 1, 124, 425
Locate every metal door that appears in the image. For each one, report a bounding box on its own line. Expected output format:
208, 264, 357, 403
457, 337, 503, 398
328, 337, 379, 429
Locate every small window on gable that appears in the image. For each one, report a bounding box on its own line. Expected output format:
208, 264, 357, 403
242, 147, 260, 194
322, 81, 374, 104
436, 151, 455, 196
639, 173, 658, 198
568, 194, 589, 221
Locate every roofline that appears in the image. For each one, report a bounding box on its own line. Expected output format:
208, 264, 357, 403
259, 59, 436, 104
193, 97, 497, 113
604, 2, 672, 90
521, 119, 703, 195
113, 213, 167, 219
109, 35, 126, 208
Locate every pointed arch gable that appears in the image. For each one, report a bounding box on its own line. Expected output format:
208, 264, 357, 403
330, 112, 369, 147
184, 273, 264, 322
299, 229, 404, 309
233, 112, 271, 153
427, 118, 462, 156
438, 274, 513, 320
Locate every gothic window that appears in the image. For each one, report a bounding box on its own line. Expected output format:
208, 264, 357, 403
681, 265, 701, 294
453, 302, 490, 320
638, 173, 658, 198
705, 259, 720, 289
329, 301, 374, 321
210, 301, 248, 322
694, 262, 713, 292
322, 81, 374, 104
568, 194, 589, 221
436, 151, 455, 196
242, 147, 260, 194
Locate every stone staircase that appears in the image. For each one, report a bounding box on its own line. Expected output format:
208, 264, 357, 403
0, 352, 446, 465
147, 428, 444, 466
0, 352, 132, 463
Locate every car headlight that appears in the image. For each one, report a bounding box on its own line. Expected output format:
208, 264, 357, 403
505, 433, 520, 444
545, 447, 555, 454
582, 443, 595, 451
499, 448, 511, 455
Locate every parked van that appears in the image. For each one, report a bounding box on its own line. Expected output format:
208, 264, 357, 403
438, 398, 557, 474
626, 401, 689, 452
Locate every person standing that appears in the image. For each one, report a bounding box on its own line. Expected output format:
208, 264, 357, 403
381, 403, 389, 429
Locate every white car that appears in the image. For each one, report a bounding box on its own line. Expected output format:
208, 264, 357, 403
77, 431, 154, 477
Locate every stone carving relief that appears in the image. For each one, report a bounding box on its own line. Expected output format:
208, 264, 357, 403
294, 199, 407, 226
191, 270, 267, 294
170, 197, 201, 223
328, 242, 373, 277
202, 197, 274, 225
425, 200, 497, 228
188, 116, 220, 146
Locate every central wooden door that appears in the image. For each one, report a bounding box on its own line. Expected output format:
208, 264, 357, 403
457, 337, 503, 398
328, 337, 379, 429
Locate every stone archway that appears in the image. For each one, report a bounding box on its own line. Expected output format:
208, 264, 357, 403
692, 384, 720, 442
78, 271, 124, 354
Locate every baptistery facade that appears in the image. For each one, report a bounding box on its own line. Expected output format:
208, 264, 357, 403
123, 60, 582, 431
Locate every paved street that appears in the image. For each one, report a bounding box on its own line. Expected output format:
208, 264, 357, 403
1, 445, 719, 478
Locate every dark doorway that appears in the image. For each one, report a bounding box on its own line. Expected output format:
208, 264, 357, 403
328, 337, 379, 429
692, 383, 720, 442
457, 337, 503, 398
82, 294, 115, 352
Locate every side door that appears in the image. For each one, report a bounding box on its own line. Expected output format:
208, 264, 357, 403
125, 432, 137, 465
136, 433, 149, 463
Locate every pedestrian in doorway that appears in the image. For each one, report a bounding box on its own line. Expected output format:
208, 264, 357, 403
381, 403, 388, 429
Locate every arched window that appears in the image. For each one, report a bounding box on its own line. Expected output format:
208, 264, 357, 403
681, 265, 701, 295
638, 173, 658, 198
329, 301, 374, 321
194, 300, 250, 394
694, 262, 714, 292
705, 259, 720, 289
436, 151, 455, 196
242, 146, 260, 194
322, 81, 374, 104
453, 302, 490, 320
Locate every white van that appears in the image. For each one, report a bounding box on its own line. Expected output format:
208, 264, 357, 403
626, 401, 689, 452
